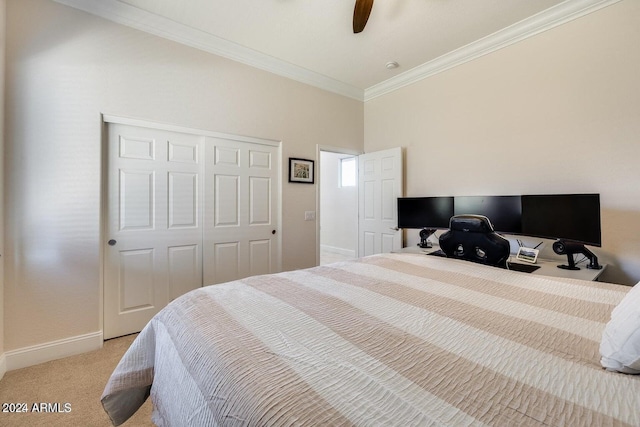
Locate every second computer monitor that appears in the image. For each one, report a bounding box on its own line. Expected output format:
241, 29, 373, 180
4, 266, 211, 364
453, 195, 522, 234
397, 197, 454, 229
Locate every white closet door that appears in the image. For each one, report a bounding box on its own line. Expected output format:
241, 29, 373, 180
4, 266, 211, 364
203, 137, 280, 285
104, 123, 204, 339
358, 147, 403, 257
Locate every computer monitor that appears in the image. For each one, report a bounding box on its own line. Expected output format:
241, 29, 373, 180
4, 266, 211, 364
453, 195, 522, 234
521, 193, 601, 247
397, 197, 454, 229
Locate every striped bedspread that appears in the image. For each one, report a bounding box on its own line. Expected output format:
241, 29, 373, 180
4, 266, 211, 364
102, 253, 640, 426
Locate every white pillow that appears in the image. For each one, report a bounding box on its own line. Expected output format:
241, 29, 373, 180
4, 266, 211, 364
600, 282, 640, 374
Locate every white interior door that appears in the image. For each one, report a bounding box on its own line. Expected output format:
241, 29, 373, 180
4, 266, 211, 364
203, 137, 280, 285
358, 147, 403, 257
104, 123, 204, 339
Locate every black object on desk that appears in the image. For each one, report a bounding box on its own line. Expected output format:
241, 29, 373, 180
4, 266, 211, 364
506, 262, 540, 273
427, 249, 447, 257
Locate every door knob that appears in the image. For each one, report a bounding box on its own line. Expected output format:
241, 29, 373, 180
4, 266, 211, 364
108, 239, 117, 246
272, 230, 276, 235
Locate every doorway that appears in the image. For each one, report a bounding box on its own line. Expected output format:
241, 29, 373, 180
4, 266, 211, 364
318, 148, 360, 265
317, 146, 404, 266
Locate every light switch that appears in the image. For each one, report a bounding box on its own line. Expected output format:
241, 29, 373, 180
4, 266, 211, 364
304, 211, 316, 221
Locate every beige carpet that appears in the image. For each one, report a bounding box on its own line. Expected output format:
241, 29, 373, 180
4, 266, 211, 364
0, 334, 154, 426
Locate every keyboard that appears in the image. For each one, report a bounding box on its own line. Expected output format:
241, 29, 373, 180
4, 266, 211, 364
427, 249, 447, 258
506, 262, 540, 273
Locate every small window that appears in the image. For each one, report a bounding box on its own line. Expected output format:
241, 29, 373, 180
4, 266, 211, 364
340, 157, 356, 187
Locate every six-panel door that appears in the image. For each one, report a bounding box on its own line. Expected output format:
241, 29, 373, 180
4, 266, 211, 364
105, 124, 204, 339
203, 137, 280, 285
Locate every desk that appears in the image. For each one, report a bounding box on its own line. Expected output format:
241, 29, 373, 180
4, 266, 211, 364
394, 245, 607, 282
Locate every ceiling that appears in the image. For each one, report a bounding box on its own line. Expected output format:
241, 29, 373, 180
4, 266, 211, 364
54, 0, 618, 100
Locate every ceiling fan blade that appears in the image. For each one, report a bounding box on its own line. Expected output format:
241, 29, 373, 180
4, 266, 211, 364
353, 0, 374, 33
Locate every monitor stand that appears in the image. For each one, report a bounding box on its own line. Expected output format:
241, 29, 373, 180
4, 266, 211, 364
558, 253, 580, 270
418, 228, 437, 249
557, 245, 603, 271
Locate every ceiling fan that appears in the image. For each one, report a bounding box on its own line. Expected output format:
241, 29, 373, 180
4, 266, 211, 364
353, 0, 374, 33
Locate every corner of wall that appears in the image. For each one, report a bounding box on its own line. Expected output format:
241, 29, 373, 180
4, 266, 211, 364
0, 0, 7, 379
0, 353, 6, 380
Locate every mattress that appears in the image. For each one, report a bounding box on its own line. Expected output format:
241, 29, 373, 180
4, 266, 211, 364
102, 253, 640, 426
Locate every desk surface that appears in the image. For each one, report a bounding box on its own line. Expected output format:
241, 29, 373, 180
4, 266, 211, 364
395, 245, 607, 282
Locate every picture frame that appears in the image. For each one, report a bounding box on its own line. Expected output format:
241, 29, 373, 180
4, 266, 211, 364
515, 246, 539, 264
288, 158, 314, 184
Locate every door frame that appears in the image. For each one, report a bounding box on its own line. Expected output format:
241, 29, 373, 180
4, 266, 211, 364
315, 145, 362, 266
100, 114, 282, 337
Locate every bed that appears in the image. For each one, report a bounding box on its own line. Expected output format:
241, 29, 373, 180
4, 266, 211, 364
101, 253, 640, 426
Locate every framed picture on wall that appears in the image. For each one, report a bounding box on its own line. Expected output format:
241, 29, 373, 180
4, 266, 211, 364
289, 158, 314, 184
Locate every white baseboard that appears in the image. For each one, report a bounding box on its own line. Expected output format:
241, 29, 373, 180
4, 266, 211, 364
0, 352, 6, 380
320, 244, 357, 258
5, 331, 103, 372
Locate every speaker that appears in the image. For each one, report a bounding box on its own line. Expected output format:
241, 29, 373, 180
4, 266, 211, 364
552, 239, 584, 255
552, 239, 602, 270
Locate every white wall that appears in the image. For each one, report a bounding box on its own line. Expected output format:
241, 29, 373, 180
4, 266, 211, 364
0, 0, 6, 378
365, 0, 640, 285
3, 0, 363, 354
320, 151, 358, 257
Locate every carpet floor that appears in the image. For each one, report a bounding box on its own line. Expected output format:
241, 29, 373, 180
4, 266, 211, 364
0, 334, 154, 426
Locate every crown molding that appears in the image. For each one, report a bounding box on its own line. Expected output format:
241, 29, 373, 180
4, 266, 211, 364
53, 0, 620, 104
364, 0, 623, 101
52, 0, 365, 101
